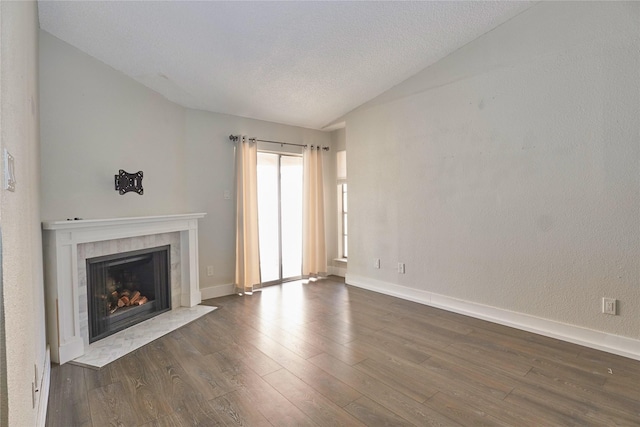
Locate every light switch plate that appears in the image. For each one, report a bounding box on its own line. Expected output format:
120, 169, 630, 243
4, 149, 15, 192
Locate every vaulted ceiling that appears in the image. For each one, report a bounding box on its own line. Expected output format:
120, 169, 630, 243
38, 1, 533, 130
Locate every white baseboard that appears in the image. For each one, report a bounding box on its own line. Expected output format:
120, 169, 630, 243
36, 346, 51, 427
346, 274, 640, 361
328, 265, 347, 277
200, 283, 235, 300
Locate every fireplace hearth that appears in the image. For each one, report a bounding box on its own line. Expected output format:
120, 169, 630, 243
87, 245, 171, 343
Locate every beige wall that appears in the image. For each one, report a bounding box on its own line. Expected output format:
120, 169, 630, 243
39, 31, 187, 221
333, 127, 346, 152
39, 33, 335, 297
184, 109, 331, 292
1, 1, 47, 425
344, 2, 640, 346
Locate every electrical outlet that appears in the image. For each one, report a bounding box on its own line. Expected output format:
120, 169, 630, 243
207, 265, 214, 276
398, 263, 405, 274
374, 258, 380, 269
602, 298, 617, 315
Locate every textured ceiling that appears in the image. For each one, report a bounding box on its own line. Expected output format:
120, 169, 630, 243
38, 1, 533, 130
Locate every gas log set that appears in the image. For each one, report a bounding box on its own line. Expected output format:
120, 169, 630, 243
104, 275, 149, 314
107, 289, 148, 313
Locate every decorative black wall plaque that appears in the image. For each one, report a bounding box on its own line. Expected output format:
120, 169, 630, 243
114, 170, 144, 195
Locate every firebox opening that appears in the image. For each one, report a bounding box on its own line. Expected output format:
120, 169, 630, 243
87, 245, 171, 343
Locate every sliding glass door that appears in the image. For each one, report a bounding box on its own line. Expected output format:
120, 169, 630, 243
257, 152, 303, 283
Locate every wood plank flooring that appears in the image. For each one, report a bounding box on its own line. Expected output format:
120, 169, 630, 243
46, 276, 640, 426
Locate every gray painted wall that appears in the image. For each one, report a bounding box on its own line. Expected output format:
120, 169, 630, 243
344, 2, 640, 341
184, 109, 331, 290
39, 31, 334, 297
1, 1, 47, 425
39, 31, 187, 221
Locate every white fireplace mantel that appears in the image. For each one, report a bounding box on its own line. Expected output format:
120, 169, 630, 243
42, 213, 206, 364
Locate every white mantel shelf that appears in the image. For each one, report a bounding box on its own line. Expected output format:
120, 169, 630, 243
42, 213, 206, 364
43, 213, 206, 231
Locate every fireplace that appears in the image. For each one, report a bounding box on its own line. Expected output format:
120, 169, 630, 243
43, 213, 205, 364
87, 245, 171, 343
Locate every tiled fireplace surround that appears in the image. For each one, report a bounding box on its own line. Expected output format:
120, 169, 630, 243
77, 233, 180, 347
43, 213, 206, 364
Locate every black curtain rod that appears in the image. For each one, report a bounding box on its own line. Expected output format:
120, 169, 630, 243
229, 135, 329, 151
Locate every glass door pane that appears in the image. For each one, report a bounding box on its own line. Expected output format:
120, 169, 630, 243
257, 153, 280, 282
280, 156, 303, 278
257, 152, 303, 283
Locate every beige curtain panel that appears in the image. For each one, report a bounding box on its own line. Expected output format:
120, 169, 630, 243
234, 136, 261, 294
302, 146, 327, 276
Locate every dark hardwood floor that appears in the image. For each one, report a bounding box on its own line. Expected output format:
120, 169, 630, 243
46, 276, 640, 426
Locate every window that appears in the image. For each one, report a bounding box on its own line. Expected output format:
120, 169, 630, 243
337, 150, 347, 259
341, 183, 348, 258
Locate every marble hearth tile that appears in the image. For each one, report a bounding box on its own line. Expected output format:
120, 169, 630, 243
70, 305, 216, 369
77, 265, 86, 287
80, 313, 89, 347
171, 242, 180, 256
144, 234, 155, 247
171, 262, 180, 287
171, 296, 180, 309
116, 238, 132, 254
83, 243, 95, 260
